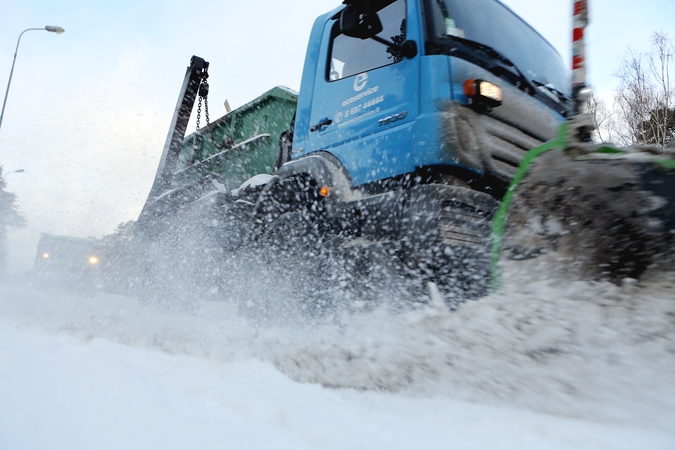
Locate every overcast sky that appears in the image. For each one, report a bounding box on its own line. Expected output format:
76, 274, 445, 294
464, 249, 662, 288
1, 0, 674, 271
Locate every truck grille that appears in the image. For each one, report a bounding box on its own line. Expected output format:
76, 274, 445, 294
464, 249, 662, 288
482, 116, 545, 179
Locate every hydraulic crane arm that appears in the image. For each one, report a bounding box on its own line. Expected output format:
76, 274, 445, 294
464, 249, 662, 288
141, 56, 209, 217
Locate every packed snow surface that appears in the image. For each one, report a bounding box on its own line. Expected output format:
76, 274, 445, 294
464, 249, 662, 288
1, 260, 674, 449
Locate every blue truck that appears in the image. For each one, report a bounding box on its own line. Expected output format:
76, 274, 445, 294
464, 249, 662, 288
137, 0, 675, 308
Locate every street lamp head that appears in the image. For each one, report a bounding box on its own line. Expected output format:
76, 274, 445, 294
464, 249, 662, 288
0, 26, 64, 134
45, 26, 65, 34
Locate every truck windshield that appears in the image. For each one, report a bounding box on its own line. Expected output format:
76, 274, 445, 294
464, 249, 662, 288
425, 0, 570, 96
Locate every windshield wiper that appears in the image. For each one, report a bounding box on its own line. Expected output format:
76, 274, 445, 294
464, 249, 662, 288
530, 79, 571, 105
446, 35, 537, 95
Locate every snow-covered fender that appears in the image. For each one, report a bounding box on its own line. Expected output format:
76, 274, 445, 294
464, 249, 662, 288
274, 152, 360, 202
252, 153, 347, 224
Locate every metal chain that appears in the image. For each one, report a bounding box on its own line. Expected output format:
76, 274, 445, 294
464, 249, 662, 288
204, 94, 211, 128
195, 74, 226, 150
191, 73, 210, 164
196, 96, 202, 130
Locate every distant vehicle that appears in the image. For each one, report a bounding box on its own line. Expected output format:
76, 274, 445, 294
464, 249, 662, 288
33, 233, 101, 295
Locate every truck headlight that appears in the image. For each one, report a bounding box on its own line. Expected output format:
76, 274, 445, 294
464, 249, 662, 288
88, 256, 99, 265
464, 79, 503, 108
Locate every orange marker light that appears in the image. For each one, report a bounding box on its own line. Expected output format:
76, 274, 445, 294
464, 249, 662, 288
464, 79, 478, 98
319, 186, 331, 198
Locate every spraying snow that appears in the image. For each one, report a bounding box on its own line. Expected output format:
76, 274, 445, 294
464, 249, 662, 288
1, 255, 674, 448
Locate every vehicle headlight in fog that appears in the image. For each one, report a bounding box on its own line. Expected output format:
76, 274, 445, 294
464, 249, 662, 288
88, 256, 99, 265
42, 253, 50, 259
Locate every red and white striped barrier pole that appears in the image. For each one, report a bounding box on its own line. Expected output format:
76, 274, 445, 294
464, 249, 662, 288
572, 0, 591, 114
572, 0, 589, 86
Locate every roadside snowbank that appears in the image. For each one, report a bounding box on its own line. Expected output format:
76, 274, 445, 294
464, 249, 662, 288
271, 268, 675, 430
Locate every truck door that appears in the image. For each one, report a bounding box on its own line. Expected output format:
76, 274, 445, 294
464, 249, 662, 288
306, 0, 420, 186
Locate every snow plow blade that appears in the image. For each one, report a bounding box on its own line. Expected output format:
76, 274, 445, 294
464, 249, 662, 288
493, 116, 675, 285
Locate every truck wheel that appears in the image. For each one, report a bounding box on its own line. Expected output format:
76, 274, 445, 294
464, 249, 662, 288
403, 185, 497, 305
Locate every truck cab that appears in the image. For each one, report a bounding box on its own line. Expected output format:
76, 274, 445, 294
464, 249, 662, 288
287, 0, 571, 199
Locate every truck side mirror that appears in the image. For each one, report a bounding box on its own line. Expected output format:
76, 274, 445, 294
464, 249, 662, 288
340, 5, 383, 39
399, 40, 418, 59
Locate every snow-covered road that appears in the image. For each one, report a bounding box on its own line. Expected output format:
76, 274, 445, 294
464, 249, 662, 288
1, 267, 674, 449
5, 325, 662, 450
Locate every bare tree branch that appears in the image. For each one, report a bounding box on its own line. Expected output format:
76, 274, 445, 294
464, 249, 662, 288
587, 88, 617, 142
610, 32, 674, 150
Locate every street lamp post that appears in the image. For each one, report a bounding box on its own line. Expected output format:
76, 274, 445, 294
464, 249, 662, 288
0, 26, 65, 133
